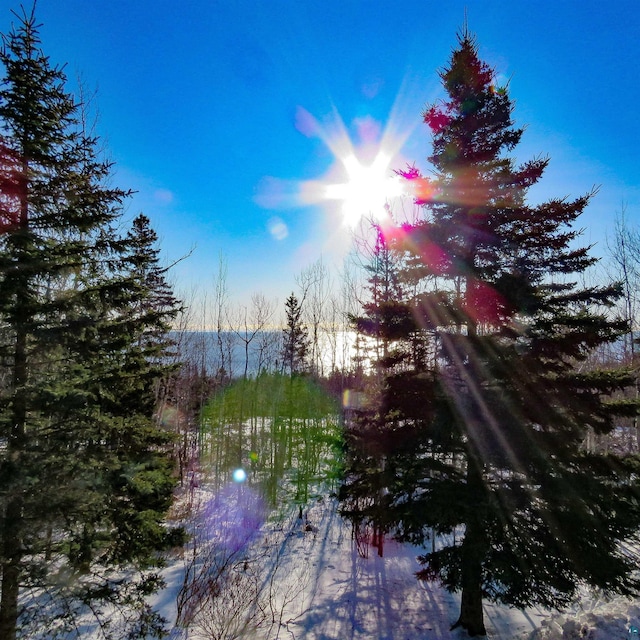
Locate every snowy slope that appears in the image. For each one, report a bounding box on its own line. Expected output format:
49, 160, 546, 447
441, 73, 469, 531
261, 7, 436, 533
153, 485, 640, 640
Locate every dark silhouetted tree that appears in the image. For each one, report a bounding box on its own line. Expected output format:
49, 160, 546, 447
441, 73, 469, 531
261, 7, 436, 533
340, 224, 420, 557
343, 30, 640, 637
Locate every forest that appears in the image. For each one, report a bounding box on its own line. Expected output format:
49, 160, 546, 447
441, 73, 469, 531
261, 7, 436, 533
1, 4, 640, 640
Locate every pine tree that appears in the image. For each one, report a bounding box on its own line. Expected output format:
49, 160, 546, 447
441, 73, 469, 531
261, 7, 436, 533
343, 31, 640, 637
281, 292, 309, 376
0, 8, 180, 638
340, 225, 420, 556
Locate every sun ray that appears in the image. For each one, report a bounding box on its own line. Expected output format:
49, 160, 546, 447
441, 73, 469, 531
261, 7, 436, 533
293, 104, 414, 229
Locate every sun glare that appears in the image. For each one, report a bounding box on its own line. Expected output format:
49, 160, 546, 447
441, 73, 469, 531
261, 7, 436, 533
289, 106, 413, 231
325, 152, 404, 227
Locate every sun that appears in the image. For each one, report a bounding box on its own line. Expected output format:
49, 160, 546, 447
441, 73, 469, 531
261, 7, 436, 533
324, 151, 404, 227
290, 107, 411, 229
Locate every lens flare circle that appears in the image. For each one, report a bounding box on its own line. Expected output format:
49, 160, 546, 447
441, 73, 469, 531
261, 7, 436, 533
232, 468, 247, 483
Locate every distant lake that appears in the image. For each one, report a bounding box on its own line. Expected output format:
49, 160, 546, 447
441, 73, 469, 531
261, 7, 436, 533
169, 330, 357, 378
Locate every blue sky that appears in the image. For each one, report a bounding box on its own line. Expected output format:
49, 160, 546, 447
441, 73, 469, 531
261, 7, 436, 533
5, 1, 639, 306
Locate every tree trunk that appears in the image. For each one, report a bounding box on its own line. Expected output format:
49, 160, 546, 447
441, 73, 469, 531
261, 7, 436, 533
0, 561, 20, 640
0, 270, 29, 640
451, 535, 486, 636
0, 497, 23, 640
452, 460, 487, 636
375, 526, 384, 557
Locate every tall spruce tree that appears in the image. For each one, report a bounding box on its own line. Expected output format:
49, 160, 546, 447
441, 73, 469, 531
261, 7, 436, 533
0, 8, 180, 638
342, 31, 640, 637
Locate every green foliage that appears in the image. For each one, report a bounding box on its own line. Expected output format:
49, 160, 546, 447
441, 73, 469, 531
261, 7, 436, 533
202, 372, 342, 506
204, 371, 338, 422
0, 7, 181, 638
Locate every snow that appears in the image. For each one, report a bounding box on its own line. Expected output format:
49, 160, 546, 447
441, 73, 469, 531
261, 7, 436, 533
151, 485, 640, 640
28, 475, 638, 639
528, 598, 640, 640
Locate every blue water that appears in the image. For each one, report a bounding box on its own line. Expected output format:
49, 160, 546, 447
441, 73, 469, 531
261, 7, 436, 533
169, 330, 284, 378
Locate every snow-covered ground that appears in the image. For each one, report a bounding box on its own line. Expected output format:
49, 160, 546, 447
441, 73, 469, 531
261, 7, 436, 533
152, 485, 640, 640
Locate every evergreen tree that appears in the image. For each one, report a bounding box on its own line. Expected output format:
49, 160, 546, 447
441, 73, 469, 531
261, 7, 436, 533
340, 225, 419, 556
342, 31, 640, 637
0, 8, 180, 638
281, 292, 309, 376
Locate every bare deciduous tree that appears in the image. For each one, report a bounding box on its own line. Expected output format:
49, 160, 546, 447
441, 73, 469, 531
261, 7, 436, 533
607, 205, 640, 449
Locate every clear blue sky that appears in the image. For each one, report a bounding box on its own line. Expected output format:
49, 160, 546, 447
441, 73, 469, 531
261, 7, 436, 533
4, 1, 639, 307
